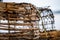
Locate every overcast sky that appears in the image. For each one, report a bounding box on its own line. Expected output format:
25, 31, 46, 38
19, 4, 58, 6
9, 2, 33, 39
3, 0, 60, 11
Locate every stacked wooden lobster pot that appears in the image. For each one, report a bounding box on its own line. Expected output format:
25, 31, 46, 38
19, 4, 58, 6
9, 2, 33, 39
0, 2, 40, 40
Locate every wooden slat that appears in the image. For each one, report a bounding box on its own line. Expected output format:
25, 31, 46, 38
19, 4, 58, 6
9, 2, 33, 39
0, 34, 33, 37
0, 28, 38, 31
0, 18, 39, 21
0, 23, 32, 26
0, 37, 9, 39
